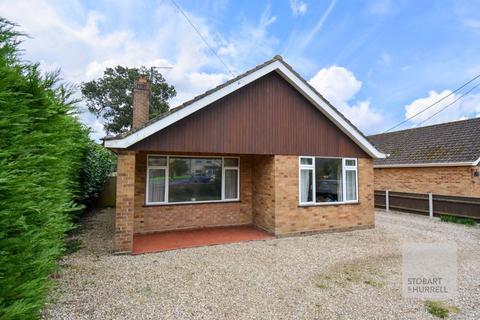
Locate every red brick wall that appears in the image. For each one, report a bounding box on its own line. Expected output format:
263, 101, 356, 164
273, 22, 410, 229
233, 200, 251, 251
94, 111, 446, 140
114, 150, 136, 252
252, 155, 276, 233
133, 152, 253, 234
374, 166, 480, 197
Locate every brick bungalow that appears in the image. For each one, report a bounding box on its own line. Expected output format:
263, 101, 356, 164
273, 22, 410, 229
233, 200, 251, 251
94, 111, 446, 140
369, 118, 480, 197
104, 56, 385, 253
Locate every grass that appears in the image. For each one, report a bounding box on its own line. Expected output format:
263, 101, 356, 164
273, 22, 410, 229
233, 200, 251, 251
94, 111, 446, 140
425, 301, 459, 319
440, 214, 476, 226
314, 257, 389, 290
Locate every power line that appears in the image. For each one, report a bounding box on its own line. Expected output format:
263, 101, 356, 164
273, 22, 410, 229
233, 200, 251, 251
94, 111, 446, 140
169, 0, 236, 78
417, 80, 480, 126
384, 73, 480, 132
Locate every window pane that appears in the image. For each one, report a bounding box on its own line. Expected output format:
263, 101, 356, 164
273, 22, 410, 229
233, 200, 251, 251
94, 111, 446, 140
148, 156, 167, 167
168, 157, 222, 202
300, 157, 313, 165
300, 169, 313, 203
315, 158, 343, 202
345, 170, 357, 201
224, 169, 238, 199
345, 159, 356, 166
224, 158, 239, 167
148, 168, 165, 202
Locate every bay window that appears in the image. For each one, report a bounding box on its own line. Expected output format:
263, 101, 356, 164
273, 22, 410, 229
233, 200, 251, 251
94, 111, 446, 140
146, 155, 240, 205
299, 157, 358, 205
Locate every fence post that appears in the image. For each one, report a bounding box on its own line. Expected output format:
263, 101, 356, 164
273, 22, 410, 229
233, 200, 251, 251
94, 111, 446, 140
385, 190, 389, 212
428, 192, 433, 218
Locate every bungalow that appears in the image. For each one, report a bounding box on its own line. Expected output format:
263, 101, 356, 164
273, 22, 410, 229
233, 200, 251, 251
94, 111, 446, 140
104, 56, 385, 253
368, 118, 480, 197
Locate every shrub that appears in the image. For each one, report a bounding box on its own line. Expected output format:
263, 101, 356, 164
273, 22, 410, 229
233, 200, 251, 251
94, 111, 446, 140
440, 214, 476, 226
425, 300, 459, 319
79, 142, 116, 207
0, 18, 90, 319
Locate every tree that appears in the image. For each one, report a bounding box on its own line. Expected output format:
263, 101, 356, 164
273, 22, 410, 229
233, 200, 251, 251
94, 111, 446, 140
81, 66, 176, 135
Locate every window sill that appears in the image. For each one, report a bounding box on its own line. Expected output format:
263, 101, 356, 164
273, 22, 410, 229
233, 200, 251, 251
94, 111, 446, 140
143, 200, 241, 207
298, 201, 359, 207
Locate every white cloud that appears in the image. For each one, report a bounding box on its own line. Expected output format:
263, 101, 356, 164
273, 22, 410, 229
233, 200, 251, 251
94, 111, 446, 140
0, 0, 278, 139
404, 90, 480, 126
309, 66, 361, 106
378, 51, 392, 67
368, 0, 393, 15
289, 0, 308, 16
309, 66, 384, 133
218, 43, 237, 57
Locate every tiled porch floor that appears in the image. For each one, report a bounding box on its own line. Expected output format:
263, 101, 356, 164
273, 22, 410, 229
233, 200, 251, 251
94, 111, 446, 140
132, 225, 274, 254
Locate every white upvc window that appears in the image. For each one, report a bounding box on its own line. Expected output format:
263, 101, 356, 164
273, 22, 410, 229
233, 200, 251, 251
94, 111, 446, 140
146, 155, 240, 205
343, 158, 358, 202
146, 156, 168, 204
299, 157, 315, 205
298, 156, 358, 206
222, 158, 240, 201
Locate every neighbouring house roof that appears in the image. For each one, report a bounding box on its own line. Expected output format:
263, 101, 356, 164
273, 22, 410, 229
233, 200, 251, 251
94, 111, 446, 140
368, 118, 480, 167
104, 55, 385, 159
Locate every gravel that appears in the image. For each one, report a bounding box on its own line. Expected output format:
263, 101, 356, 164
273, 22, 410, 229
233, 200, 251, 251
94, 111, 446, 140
42, 209, 480, 320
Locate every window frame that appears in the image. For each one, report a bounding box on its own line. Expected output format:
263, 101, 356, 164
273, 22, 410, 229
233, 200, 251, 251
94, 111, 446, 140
146, 154, 240, 205
298, 156, 359, 206
298, 157, 315, 205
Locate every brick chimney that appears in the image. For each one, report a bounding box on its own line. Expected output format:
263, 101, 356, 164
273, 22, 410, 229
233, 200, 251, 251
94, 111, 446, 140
132, 75, 150, 130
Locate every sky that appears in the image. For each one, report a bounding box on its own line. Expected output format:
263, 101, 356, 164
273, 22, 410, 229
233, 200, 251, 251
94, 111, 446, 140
2, 0, 480, 140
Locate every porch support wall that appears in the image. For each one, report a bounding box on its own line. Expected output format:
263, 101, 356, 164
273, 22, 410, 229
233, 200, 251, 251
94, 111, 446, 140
114, 150, 136, 253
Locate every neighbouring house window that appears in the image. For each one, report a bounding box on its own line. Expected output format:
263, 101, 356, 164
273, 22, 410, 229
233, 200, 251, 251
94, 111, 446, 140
299, 157, 358, 205
146, 155, 240, 205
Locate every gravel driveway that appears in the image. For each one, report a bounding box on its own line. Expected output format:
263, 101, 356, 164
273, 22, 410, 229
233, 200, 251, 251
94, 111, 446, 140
42, 209, 479, 320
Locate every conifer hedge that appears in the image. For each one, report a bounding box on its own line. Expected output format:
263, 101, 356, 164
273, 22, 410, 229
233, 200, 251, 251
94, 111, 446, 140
0, 19, 95, 319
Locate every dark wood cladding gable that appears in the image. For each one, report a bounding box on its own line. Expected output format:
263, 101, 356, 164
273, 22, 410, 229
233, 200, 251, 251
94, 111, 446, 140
131, 72, 369, 158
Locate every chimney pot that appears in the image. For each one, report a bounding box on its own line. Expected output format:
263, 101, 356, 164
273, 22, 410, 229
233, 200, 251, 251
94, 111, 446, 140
132, 76, 150, 130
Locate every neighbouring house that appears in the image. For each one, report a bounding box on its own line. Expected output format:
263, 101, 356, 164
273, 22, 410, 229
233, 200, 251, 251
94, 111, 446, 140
104, 56, 385, 253
369, 118, 480, 197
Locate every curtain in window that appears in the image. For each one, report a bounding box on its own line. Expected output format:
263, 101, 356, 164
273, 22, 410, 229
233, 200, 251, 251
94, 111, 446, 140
337, 161, 343, 202
300, 169, 313, 203
224, 169, 238, 199
148, 168, 165, 202
345, 170, 357, 201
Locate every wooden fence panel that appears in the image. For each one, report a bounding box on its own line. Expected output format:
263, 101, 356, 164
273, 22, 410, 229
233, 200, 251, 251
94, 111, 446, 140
95, 175, 116, 208
374, 190, 480, 220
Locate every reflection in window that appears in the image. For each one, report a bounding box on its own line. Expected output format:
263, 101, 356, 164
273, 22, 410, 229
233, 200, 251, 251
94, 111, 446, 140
168, 158, 222, 203
315, 158, 343, 203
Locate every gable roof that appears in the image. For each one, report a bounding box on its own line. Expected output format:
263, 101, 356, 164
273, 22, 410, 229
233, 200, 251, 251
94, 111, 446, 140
368, 118, 480, 167
104, 55, 385, 159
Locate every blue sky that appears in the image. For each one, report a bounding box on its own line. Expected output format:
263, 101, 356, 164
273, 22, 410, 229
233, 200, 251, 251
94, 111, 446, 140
2, 0, 480, 139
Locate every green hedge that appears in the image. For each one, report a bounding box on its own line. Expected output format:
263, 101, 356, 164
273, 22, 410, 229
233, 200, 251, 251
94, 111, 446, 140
0, 19, 90, 319
79, 142, 116, 207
